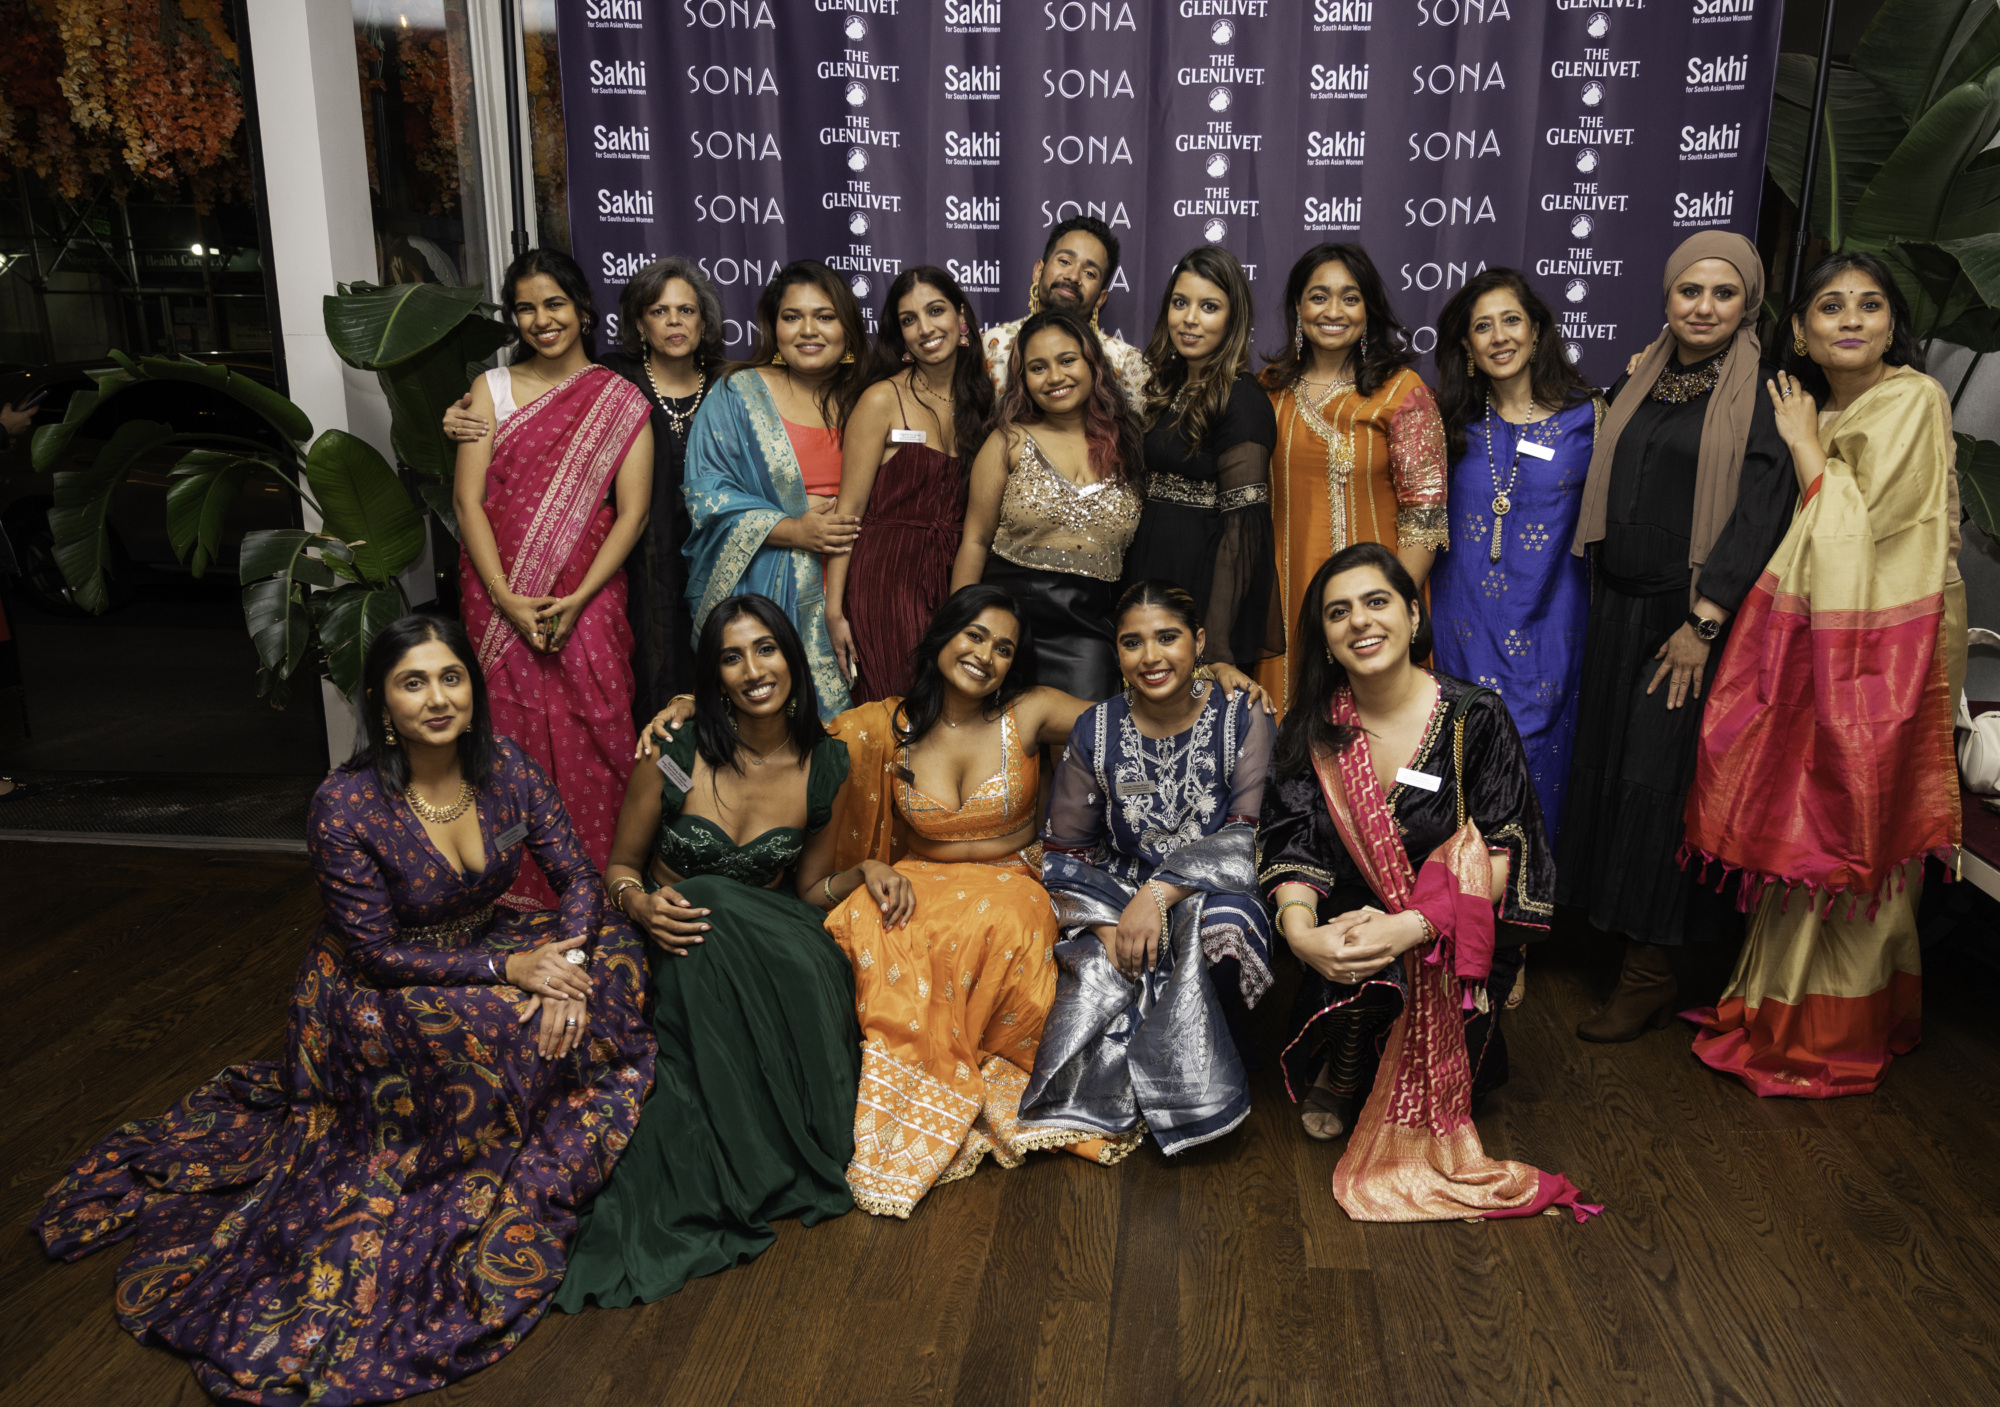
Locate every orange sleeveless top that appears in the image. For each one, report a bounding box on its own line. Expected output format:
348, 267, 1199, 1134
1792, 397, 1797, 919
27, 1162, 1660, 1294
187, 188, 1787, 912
893, 707, 1038, 843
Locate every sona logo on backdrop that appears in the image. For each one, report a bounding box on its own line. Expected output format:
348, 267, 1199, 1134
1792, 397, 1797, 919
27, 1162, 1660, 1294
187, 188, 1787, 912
680, 0, 776, 27
686, 65, 779, 94
1043, 135, 1134, 165
1673, 189, 1736, 226
689, 130, 780, 160
1303, 195, 1363, 232
1400, 259, 1490, 293
946, 64, 1003, 99
1309, 63, 1368, 99
692, 193, 785, 224
945, 194, 1003, 231
588, 59, 647, 95
1686, 54, 1749, 91
1038, 199, 1133, 229
1405, 195, 1497, 226
597, 189, 655, 223
945, 1, 1002, 34
1042, 68, 1136, 98
1306, 130, 1365, 166
946, 130, 1001, 166
1417, 0, 1507, 25
1692, 0, 1755, 21
1412, 62, 1505, 93
593, 125, 651, 159
1408, 130, 1501, 162
1680, 122, 1741, 159
585, 0, 646, 29
1045, 2, 1137, 30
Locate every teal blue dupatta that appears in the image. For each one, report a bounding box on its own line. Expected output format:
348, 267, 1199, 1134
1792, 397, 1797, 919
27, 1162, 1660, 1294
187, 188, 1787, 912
682, 370, 852, 720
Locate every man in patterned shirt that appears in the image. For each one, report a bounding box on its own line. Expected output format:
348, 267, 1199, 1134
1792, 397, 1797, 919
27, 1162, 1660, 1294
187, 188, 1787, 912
983, 217, 1148, 408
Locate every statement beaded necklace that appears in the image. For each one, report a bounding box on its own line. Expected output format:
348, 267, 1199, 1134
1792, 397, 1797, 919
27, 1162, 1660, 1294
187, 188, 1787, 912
1481, 397, 1562, 563
1649, 346, 1729, 404
644, 356, 706, 438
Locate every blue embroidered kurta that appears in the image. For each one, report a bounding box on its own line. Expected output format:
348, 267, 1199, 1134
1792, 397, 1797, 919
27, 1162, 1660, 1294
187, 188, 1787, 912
1429, 398, 1595, 838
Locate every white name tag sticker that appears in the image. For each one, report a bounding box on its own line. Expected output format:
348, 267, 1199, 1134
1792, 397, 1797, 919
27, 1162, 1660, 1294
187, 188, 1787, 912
494, 821, 529, 850
1518, 440, 1556, 461
1116, 780, 1159, 797
656, 752, 694, 792
889, 428, 927, 444
1396, 767, 1443, 793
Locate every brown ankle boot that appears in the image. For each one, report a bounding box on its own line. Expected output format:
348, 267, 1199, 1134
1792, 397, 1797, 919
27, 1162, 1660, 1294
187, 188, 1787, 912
1576, 940, 1679, 1042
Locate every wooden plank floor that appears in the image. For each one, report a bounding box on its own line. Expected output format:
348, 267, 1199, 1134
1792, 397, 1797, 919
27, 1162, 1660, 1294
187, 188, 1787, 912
4, 839, 1998, 1406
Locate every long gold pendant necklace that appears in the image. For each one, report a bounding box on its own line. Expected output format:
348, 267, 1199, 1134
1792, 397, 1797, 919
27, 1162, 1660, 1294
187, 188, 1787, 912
1481, 396, 1561, 563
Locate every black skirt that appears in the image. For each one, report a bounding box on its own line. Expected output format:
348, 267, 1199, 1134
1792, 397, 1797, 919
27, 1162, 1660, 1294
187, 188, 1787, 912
981, 557, 1121, 702
1554, 577, 1743, 946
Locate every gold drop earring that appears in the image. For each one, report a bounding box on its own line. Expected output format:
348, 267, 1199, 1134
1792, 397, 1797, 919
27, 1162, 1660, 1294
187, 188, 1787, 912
382, 712, 399, 747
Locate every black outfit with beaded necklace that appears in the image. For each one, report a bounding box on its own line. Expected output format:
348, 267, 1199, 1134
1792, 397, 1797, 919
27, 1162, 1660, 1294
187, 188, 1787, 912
602, 351, 701, 723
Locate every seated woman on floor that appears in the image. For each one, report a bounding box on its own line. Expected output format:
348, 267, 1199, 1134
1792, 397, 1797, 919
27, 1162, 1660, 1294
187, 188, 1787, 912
556, 594, 909, 1309
1260, 543, 1592, 1222
1019, 580, 1278, 1156
36, 614, 657, 1404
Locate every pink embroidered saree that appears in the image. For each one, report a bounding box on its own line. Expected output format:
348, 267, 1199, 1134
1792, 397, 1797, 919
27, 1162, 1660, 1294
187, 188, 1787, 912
460, 364, 651, 908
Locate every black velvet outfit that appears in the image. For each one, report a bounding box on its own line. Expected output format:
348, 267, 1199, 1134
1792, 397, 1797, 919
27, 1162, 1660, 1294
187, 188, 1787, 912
1554, 353, 1796, 946
601, 351, 698, 723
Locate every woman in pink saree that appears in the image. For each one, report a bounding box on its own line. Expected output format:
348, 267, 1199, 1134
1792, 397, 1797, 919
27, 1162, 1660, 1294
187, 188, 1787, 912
456, 248, 655, 908
1260, 544, 1597, 1223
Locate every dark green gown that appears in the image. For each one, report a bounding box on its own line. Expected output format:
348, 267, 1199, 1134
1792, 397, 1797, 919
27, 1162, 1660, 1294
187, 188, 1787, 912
555, 731, 859, 1309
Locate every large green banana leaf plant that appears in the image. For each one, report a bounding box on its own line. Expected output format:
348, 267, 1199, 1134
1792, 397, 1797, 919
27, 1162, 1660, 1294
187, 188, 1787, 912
1766, 0, 2000, 531
30, 282, 510, 707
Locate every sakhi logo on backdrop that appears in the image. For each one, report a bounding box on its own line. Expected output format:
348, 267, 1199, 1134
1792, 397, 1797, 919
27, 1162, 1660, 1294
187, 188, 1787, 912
945, 1, 1003, 33
1679, 122, 1741, 160
1672, 188, 1736, 225
945, 194, 1003, 230
947, 257, 1002, 293
1313, 0, 1372, 32
1303, 194, 1363, 232
598, 188, 655, 223
946, 64, 1003, 99
946, 130, 1001, 166
1309, 63, 1368, 100
1306, 129, 1365, 166
586, 0, 646, 29
1686, 54, 1749, 91
1691, 0, 1755, 21
589, 59, 647, 94
593, 124, 651, 159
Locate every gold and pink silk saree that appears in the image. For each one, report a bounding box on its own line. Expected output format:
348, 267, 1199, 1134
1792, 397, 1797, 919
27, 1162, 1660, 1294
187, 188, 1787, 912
1266, 681, 1597, 1223
458, 364, 652, 909
1684, 368, 1962, 1096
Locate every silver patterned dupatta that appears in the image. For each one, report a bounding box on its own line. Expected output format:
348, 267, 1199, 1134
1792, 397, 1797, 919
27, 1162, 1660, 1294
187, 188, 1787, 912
1018, 689, 1273, 1155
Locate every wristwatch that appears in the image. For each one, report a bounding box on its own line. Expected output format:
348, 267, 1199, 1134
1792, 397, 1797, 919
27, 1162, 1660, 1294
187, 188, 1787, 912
1685, 611, 1722, 643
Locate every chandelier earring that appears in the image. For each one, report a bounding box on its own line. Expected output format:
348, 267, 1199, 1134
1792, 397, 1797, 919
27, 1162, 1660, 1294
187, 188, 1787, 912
1292, 320, 1305, 359
1465, 348, 1476, 377
382, 713, 399, 748
787, 694, 798, 719
958, 320, 970, 348
1793, 328, 1807, 356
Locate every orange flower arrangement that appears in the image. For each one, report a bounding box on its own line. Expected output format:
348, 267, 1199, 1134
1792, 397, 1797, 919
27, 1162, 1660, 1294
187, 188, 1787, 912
0, 0, 246, 206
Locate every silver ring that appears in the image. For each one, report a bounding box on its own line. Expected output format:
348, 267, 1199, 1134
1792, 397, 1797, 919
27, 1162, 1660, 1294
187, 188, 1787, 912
564, 949, 587, 966
565, 1017, 577, 1027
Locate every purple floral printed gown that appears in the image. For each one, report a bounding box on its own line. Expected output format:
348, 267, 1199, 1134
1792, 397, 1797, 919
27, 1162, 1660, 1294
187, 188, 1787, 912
34, 738, 656, 1405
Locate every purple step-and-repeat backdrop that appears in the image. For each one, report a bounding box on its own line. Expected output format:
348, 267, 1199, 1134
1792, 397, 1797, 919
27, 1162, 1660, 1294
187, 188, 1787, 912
558, 0, 1782, 387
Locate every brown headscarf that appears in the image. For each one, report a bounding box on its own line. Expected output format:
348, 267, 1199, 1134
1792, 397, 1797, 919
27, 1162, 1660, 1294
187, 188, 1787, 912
1570, 231, 1765, 603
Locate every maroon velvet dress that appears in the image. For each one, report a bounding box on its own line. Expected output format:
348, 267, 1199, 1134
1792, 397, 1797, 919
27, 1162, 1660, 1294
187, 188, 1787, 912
846, 389, 965, 701
34, 738, 655, 1405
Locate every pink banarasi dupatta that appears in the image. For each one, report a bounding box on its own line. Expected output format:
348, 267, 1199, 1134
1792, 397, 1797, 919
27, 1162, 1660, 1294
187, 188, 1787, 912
459, 365, 651, 908
1312, 689, 1598, 1224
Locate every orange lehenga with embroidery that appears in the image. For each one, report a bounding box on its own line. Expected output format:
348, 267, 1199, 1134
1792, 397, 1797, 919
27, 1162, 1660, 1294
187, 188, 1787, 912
1259, 368, 1449, 710
824, 701, 1131, 1218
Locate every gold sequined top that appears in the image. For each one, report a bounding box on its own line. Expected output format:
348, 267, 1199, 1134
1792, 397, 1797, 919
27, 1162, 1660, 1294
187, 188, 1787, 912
990, 433, 1142, 582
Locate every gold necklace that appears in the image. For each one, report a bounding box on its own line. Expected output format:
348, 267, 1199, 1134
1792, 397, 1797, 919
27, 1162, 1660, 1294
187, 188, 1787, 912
645, 355, 705, 437
913, 369, 955, 405
407, 778, 475, 824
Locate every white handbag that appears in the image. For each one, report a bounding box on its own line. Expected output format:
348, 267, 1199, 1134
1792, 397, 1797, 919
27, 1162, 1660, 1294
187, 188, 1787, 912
1956, 628, 2000, 794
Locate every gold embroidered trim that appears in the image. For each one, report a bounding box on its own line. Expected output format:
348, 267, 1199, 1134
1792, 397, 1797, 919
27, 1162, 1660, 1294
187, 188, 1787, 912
1095, 1125, 1147, 1164
1258, 861, 1344, 887
1397, 504, 1451, 550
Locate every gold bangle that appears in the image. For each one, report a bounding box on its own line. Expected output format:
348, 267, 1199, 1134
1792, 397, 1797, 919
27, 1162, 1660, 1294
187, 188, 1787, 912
1275, 898, 1317, 927
822, 872, 840, 906
609, 876, 643, 916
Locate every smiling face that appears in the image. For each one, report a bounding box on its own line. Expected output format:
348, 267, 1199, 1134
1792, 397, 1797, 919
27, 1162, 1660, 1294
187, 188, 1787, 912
1319, 565, 1419, 681
512, 272, 584, 363
1168, 270, 1231, 369
1034, 231, 1111, 315
1797, 269, 1893, 377
1116, 604, 1205, 708
1296, 260, 1366, 362
898, 282, 963, 369
383, 638, 474, 748
1665, 257, 1747, 360
774, 279, 847, 375
641, 276, 704, 364
1021, 327, 1093, 417
937, 606, 1019, 702
716, 611, 793, 720
1465, 287, 1536, 385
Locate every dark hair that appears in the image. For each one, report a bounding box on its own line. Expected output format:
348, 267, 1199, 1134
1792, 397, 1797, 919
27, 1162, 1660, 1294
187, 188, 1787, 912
1042, 216, 1122, 288
691, 594, 828, 776
617, 255, 725, 370
354, 613, 493, 793
1779, 251, 1926, 400
1141, 245, 1256, 449
866, 265, 996, 477
1433, 268, 1597, 460
1273, 543, 1431, 773
730, 259, 872, 431
1114, 579, 1203, 638
501, 247, 599, 364
1260, 242, 1415, 399
894, 585, 1039, 747
993, 308, 1143, 484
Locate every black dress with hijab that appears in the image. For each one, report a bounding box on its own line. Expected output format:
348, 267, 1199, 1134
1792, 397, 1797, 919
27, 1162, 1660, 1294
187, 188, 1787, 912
1554, 352, 1795, 946
602, 350, 699, 723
